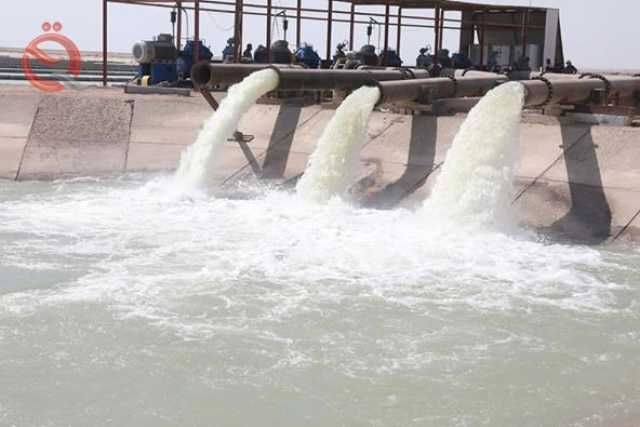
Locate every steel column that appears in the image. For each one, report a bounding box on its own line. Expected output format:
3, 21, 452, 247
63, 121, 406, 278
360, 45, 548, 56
326, 0, 333, 62
521, 9, 529, 60
194, 0, 200, 64
102, 0, 108, 87
349, 3, 355, 50
438, 9, 445, 50
480, 11, 486, 66
176, 0, 182, 51
433, 4, 440, 65
396, 7, 402, 53
266, 0, 272, 60
233, 0, 243, 62
296, 0, 302, 48
383, 0, 390, 66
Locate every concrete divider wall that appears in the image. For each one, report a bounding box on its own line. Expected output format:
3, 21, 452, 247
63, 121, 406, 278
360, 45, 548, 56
1, 84, 639, 244
0, 87, 40, 179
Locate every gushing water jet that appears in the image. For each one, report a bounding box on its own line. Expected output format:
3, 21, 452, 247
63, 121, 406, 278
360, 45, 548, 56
423, 82, 526, 230
175, 68, 279, 190
296, 86, 381, 202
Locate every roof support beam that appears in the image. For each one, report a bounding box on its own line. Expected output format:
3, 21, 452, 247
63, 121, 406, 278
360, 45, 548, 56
349, 2, 356, 50
396, 7, 402, 53
176, 0, 182, 51
194, 0, 200, 64
521, 9, 529, 60
383, 0, 390, 65
438, 7, 445, 52
233, 0, 243, 62
480, 10, 486, 66
266, 0, 272, 59
102, 0, 108, 87
326, 0, 334, 63
296, 0, 302, 48
434, 3, 440, 65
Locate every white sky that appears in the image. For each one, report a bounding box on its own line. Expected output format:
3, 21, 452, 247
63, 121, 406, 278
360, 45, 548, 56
3, 0, 640, 70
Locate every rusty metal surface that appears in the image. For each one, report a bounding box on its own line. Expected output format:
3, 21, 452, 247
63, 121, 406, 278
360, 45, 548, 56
191, 63, 302, 88
375, 75, 506, 105
271, 68, 430, 91
191, 64, 640, 111
521, 76, 640, 107
375, 74, 640, 108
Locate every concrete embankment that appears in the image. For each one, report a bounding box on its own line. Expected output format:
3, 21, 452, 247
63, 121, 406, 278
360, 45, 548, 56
1, 84, 639, 244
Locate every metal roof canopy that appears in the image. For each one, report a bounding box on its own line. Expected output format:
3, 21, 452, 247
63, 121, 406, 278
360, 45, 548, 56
346, 0, 545, 12
101, 0, 554, 86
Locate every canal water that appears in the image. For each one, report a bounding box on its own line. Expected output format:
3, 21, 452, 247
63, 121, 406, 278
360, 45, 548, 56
0, 175, 638, 426
2, 80, 639, 426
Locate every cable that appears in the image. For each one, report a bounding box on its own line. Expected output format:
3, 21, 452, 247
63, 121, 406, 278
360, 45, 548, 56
206, 12, 234, 31
182, 8, 190, 42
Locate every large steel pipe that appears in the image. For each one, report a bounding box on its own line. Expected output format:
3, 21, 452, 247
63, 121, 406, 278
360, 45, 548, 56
509, 70, 582, 81
374, 75, 640, 108
267, 67, 430, 91
192, 63, 640, 109
191, 62, 431, 90
191, 63, 302, 87
520, 78, 602, 106
374, 76, 507, 105
520, 75, 640, 107
605, 76, 640, 97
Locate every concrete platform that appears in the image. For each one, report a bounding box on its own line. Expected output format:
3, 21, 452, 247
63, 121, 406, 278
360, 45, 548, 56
1, 83, 639, 244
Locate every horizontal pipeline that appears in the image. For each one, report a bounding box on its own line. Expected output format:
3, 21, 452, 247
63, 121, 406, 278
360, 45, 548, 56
192, 63, 640, 108
520, 75, 640, 106
374, 76, 507, 106
191, 63, 431, 90
375, 75, 640, 107
191, 63, 302, 87
268, 67, 431, 91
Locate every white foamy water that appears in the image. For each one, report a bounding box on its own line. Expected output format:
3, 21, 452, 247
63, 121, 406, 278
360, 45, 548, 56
296, 86, 380, 202
174, 69, 279, 190
0, 83, 638, 426
1, 175, 639, 426
424, 82, 525, 230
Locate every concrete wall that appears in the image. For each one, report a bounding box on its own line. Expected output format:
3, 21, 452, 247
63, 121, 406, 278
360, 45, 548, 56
1, 84, 639, 244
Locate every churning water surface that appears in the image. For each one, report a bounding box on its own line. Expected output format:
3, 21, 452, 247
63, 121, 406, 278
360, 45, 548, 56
1, 81, 640, 426
1, 175, 639, 427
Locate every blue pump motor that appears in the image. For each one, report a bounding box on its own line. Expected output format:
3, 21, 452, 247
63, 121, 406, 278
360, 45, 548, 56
150, 61, 178, 84
294, 45, 321, 69
178, 40, 214, 78
380, 49, 403, 67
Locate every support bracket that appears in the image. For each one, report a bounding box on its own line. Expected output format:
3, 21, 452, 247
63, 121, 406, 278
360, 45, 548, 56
198, 88, 261, 176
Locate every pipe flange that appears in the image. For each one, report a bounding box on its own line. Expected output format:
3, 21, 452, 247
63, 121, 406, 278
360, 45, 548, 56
580, 73, 611, 97
531, 76, 554, 107
399, 67, 415, 80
